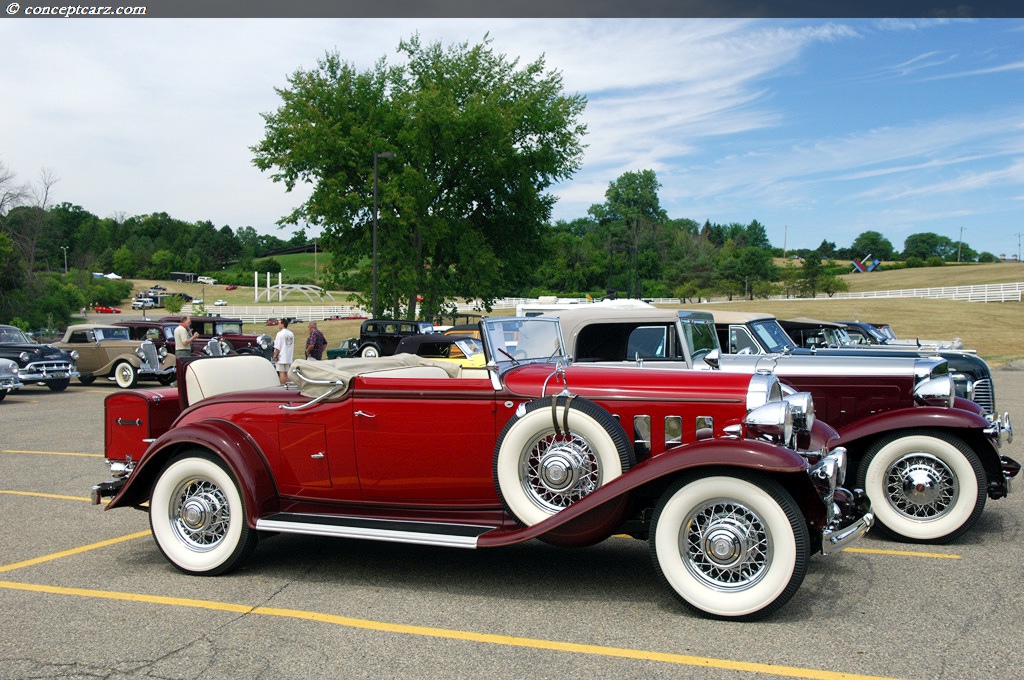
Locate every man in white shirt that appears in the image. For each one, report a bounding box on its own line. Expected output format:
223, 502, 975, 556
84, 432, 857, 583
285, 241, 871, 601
173, 316, 199, 359
272, 318, 295, 384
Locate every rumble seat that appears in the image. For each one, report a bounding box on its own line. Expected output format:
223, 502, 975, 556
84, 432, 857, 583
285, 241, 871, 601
184, 355, 280, 405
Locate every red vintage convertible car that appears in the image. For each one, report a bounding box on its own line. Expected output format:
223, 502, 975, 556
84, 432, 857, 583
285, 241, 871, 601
95, 317, 871, 620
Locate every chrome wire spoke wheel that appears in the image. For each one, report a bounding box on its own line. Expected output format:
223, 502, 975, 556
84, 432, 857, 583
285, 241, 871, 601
682, 499, 772, 592
149, 451, 257, 575
884, 452, 958, 520
169, 477, 231, 551
519, 431, 601, 513
858, 430, 985, 543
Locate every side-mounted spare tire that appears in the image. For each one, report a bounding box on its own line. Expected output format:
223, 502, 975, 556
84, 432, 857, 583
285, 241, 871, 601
493, 396, 635, 527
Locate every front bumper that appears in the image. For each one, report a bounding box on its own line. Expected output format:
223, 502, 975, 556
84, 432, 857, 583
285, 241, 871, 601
821, 488, 874, 556
2, 377, 24, 391
985, 412, 1013, 447
20, 360, 79, 382
807, 446, 873, 555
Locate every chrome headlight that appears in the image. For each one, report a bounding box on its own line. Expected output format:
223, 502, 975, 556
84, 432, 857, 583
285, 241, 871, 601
914, 374, 954, 407
158, 346, 168, 359
19, 351, 30, 363
744, 400, 793, 445
134, 346, 146, 360
783, 392, 815, 432
9, 365, 18, 377
746, 371, 783, 411
69, 350, 79, 361
257, 333, 272, 350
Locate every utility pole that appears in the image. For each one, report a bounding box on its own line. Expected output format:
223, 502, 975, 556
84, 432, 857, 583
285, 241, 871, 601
957, 226, 964, 262
1016, 232, 1022, 263
783, 225, 788, 259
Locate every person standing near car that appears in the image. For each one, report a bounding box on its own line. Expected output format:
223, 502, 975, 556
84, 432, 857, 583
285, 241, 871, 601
305, 321, 327, 360
273, 318, 295, 384
173, 316, 199, 359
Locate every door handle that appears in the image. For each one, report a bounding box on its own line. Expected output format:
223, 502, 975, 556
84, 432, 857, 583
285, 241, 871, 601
310, 451, 325, 459
354, 410, 376, 418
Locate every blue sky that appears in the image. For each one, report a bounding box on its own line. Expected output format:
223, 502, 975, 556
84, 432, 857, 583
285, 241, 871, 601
3, 18, 1023, 260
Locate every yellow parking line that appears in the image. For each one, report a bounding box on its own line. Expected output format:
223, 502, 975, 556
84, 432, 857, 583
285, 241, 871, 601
0, 490, 93, 502
844, 547, 960, 560
2, 449, 103, 457
0, 530, 152, 573
0, 579, 901, 680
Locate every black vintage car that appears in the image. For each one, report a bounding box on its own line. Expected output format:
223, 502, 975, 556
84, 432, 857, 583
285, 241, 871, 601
350, 318, 436, 358
0, 324, 79, 391
775, 317, 999, 417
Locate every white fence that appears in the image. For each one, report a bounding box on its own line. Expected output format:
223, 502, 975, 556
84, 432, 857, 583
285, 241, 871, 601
182, 304, 367, 324
183, 282, 1023, 322
829, 282, 1023, 303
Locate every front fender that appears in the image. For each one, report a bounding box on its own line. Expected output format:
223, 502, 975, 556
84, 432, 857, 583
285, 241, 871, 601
837, 405, 992, 448
105, 419, 279, 527
479, 438, 817, 548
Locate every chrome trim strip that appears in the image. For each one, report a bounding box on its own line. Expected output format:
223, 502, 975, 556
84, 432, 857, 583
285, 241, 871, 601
255, 517, 491, 549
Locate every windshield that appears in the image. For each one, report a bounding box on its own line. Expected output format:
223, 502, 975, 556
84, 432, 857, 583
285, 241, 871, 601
482, 317, 566, 368
214, 322, 243, 335
95, 328, 131, 341
680, 318, 719, 359
0, 327, 32, 344
750, 319, 796, 353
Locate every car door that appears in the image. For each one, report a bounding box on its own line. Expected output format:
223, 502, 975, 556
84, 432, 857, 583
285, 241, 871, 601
351, 373, 498, 503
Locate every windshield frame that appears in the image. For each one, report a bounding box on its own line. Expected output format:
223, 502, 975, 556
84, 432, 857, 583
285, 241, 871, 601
482, 317, 567, 372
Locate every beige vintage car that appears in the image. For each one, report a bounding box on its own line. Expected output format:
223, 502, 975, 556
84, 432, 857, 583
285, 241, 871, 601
54, 324, 175, 388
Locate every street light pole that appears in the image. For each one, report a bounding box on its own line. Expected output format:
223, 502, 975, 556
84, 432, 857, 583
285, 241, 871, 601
372, 151, 396, 318
60, 245, 68, 275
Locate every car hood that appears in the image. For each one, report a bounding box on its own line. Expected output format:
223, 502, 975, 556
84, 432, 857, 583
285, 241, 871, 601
0, 343, 71, 360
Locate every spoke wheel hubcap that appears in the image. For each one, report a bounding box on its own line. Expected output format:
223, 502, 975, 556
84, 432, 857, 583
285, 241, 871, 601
682, 500, 772, 592
521, 434, 600, 513
885, 452, 958, 519
170, 479, 230, 551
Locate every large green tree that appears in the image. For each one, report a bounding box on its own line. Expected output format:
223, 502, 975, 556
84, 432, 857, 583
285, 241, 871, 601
252, 35, 587, 318
850, 230, 895, 261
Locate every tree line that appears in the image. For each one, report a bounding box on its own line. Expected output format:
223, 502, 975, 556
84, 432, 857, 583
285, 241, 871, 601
0, 35, 1003, 329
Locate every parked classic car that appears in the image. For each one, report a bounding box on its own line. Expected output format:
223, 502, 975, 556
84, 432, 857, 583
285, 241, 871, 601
93, 317, 871, 620
0, 323, 79, 391
719, 311, 1000, 417
393, 333, 487, 367
0, 357, 23, 400
839, 319, 964, 350
54, 324, 176, 388
94, 306, 122, 314
349, 318, 436, 358
549, 306, 1016, 544
157, 316, 273, 360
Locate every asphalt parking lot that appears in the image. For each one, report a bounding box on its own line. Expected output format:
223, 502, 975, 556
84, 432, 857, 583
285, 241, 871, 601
2, 372, 1023, 680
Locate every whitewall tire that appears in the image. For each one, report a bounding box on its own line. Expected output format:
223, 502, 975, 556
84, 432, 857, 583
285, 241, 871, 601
649, 473, 808, 620
149, 451, 257, 575
494, 397, 634, 526
857, 430, 985, 543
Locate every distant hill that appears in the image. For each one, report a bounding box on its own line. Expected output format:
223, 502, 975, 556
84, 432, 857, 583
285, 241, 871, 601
838, 262, 1024, 293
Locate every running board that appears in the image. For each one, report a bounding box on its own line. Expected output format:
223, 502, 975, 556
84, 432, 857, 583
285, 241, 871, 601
255, 512, 497, 549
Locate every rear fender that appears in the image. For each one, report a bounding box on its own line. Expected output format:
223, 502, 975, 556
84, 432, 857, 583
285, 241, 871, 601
480, 437, 825, 548
105, 419, 279, 527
